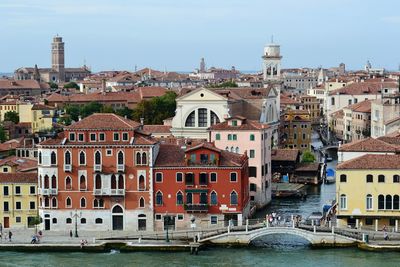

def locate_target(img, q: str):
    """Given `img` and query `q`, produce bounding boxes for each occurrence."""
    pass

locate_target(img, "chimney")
[78,116,82,121]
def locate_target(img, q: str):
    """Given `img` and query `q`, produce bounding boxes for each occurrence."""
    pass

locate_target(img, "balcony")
[184,204,209,213]
[110,189,125,196]
[38,188,58,195]
[64,164,72,172]
[94,164,102,172]
[117,164,125,172]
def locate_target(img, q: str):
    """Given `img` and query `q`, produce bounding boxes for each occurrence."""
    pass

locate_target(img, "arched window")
[138,175,145,191]
[394,195,400,210]
[366,174,373,183]
[230,191,238,205]
[186,192,193,204]
[156,191,163,205]
[95,151,101,165]
[210,110,220,126]
[51,175,57,189]
[65,176,72,190]
[51,151,57,165]
[250,134,255,141]
[117,151,124,165]
[95,218,103,224]
[394,175,400,183]
[230,146,234,152]
[185,111,195,127]
[52,218,57,224]
[235,147,239,153]
[44,196,49,208]
[111,174,116,189]
[378,175,385,183]
[340,174,347,183]
[80,197,86,208]
[81,218,86,224]
[66,218,72,224]
[94,199,98,208]
[112,205,123,213]
[228,134,232,141]
[64,151,71,165]
[386,195,392,210]
[210,191,217,205]
[366,194,373,210]
[176,191,183,205]
[44,175,49,189]
[340,194,347,210]
[378,195,385,210]
[80,175,86,190]
[79,151,86,165]
[38,152,42,164]
[66,197,71,208]
[118,174,124,189]
[141,152,147,165]
[95,174,101,189]
[139,197,145,208]
[51,197,57,208]
[225,146,229,151]
[99,199,104,208]
[136,152,142,165]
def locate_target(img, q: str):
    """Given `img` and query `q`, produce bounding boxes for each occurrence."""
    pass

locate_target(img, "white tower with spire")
[262,37,282,81]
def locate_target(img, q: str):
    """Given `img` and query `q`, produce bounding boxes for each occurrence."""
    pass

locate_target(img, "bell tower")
[262,39,282,81]
[52,35,65,82]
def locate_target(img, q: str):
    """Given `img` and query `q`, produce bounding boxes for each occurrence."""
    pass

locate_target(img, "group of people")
[0,223,12,242]
[265,212,284,226]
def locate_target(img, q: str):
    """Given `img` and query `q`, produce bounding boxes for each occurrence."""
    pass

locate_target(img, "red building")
[153,142,250,230]
[38,113,158,232]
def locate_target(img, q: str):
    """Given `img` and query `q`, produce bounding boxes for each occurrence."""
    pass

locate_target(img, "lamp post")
[70,209,82,238]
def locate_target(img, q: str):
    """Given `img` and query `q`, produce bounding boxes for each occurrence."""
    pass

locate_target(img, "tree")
[301,150,316,163]
[63,82,79,90]
[4,111,19,124]
[64,104,80,122]
[0,126,7,142]
[80,102,103,118]
[115,107,134,119]
[207,81,238,88]
[100,105,114,113]
[132,91,177,124]
[28,215,42,234]
[58,116,72,126]
[48,82,58,89]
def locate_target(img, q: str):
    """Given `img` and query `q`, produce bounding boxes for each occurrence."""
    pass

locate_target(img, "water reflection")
[251,234,310,248]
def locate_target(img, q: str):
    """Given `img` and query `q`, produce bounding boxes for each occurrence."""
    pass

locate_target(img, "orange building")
[37,113,158,231]
[153,143,250,230]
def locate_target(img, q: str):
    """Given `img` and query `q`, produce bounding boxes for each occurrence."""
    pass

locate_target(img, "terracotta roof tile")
[344,99,371,113]
[337,154,400,169]
[328,81,397,96]
[0,156,37,172]
[338,137,399,152]
[210,117,269,131]
[66,113,140,130]
[142,125,172,134]
[271,149,300,162]
[0,172,37,183]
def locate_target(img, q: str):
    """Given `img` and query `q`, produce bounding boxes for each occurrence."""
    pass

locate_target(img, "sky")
[1,0,400,73]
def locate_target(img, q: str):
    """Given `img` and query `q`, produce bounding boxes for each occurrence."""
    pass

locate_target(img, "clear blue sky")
[1,0,400,72]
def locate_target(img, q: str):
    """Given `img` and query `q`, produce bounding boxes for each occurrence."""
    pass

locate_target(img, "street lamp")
[70,209,82,238]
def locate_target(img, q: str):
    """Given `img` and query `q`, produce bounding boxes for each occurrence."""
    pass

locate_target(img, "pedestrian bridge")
[199,226,359,246]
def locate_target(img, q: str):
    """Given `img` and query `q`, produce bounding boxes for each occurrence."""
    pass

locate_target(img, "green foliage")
[4,111,19,124]
[115,107,134,119]
[301,150,316,163]
[0,126,7,142]
[58,116,72,126]
[63,82,79,89]
[207,81,238,88]
[48,82,58,89]
[132,91,177,124]
[29,215,42,226]
[64,104,80,122]
[100,105,114,113]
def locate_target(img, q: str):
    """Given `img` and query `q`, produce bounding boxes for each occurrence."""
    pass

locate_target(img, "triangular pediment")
[177,88,228,102]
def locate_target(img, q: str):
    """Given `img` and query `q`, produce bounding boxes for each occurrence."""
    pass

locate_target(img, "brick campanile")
[51,35,65,82]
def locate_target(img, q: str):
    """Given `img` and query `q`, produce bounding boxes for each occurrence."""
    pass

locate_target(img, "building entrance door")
[112,215,123,230]
[138,219,146,231]
[44,219,51,230]
[3,217,9,228]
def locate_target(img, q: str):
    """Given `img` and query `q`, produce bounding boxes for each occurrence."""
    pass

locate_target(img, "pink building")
[209,116,272,209]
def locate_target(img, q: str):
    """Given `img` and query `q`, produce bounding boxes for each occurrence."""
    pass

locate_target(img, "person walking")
[69,230,73,238]
[8,231,12,242]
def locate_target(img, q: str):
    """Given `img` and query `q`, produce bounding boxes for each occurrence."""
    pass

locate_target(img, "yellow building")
[0,101,18,121]
[0,173,38,229]
[336,154,400,231]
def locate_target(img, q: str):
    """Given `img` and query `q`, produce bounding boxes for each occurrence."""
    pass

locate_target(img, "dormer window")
[69,132,75,141]
[232,120,237,126]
